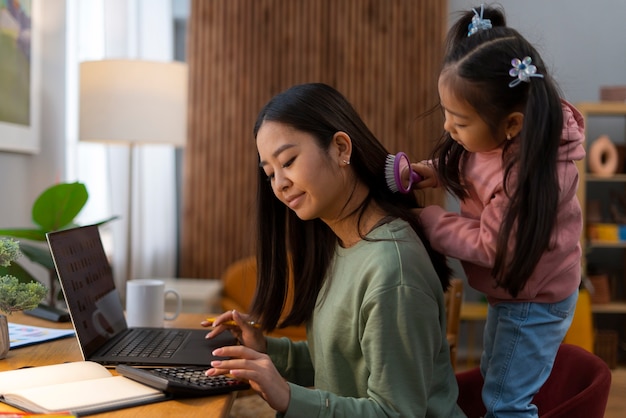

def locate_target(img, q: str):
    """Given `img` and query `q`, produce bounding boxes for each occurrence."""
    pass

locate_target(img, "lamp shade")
[79,59,188,146]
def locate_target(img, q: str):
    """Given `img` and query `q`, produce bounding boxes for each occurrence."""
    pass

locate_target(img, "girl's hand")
[412,162,439,189]
[202,310,267,353]
[208,345,291,413]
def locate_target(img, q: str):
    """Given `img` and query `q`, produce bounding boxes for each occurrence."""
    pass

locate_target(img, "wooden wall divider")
[181,0,446,279]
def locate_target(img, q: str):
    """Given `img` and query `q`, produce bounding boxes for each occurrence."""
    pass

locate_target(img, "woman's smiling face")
[256,121,347,222]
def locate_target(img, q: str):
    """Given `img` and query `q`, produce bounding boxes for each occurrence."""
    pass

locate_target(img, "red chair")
[455,343,612,418]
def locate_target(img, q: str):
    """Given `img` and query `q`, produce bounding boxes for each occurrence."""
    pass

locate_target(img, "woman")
[204,83,464,417]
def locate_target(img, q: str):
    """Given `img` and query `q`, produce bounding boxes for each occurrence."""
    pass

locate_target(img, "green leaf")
[0,261,39,284]
[0,182,117,302]
[32,182,89,231]
[0,228,48,241]
[19,242,56,270]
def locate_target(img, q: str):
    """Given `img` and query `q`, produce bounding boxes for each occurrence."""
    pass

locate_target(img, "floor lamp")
[79,59,188,283]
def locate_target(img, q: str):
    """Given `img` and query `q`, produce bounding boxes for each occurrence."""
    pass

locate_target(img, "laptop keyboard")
[109,329,187,358]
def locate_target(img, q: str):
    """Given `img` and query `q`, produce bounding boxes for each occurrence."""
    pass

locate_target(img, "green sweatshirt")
[268,218,465,417]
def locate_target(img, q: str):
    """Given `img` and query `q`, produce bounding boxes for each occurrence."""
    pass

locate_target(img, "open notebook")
[0,361,168,415]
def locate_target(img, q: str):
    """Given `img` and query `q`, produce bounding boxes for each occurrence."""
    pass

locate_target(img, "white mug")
[126,279,182,328]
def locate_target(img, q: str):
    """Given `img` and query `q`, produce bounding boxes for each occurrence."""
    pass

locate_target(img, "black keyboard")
[109,329,187,358]
[116,365,251,397]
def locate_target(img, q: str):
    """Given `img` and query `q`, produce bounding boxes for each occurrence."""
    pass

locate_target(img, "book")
[0,361,168,416]
[0,413,76,417]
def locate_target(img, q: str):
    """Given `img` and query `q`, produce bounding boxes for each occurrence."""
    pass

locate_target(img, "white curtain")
[65,0,179,293]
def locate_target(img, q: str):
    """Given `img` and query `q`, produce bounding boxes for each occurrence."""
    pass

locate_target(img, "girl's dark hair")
[433,6,563,297]
[251,82,451,331]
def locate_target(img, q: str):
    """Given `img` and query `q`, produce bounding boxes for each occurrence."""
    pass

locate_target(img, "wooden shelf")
[577,101,626,115]
[592,302,626,314]
[577,101,626,323]
[588,241,626,249]
[587,174,626,182]
[460,302,488,321]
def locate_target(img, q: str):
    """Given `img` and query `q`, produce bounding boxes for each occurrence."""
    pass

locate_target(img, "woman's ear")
[505,112,524,139]
[333,131,352,165]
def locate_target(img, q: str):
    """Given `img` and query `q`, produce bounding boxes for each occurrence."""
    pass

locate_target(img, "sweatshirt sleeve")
[267,336,315,387]
[420,191,507,268]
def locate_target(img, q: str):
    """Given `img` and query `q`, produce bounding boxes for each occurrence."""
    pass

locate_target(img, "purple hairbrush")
[385,152,422,193]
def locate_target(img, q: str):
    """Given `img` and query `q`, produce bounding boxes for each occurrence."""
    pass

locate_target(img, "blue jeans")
[480,290,578,418]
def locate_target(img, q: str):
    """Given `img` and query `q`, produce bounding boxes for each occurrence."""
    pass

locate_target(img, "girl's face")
[256,121,348,222]
[438,75,507,153]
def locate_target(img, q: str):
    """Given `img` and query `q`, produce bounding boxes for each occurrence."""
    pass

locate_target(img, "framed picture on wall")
[0,0,40,154]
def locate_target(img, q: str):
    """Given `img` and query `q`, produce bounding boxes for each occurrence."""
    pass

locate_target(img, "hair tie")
[509,56,544,88]
[467,4,492,36]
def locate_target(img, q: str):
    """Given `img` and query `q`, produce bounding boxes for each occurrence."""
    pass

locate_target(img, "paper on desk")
[8,323,75,349]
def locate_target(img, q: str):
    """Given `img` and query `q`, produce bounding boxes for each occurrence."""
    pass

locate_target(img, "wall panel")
[182,0,446,278]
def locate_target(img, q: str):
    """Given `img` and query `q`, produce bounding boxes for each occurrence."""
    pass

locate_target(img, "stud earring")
[343,159,350,165]
[506,133,512,140]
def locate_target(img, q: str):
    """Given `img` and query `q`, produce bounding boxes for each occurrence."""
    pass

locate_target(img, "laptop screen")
[47,225,128,357]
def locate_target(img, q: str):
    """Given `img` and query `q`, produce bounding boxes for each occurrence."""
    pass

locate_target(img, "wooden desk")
[0,312,235,418]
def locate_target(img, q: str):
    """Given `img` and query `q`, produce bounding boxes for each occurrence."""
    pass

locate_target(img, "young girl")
[413,5,585,417]
[204,83,465,417]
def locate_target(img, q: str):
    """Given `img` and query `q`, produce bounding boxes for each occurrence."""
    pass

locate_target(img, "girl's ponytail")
[494,67,563,297]
[444,5,507,55]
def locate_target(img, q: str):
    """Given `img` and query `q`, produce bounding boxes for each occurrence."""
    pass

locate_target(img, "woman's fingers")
[212,344,256,358]
[203,310,254,340]
[209,345,269,379]
[208,346,290,412]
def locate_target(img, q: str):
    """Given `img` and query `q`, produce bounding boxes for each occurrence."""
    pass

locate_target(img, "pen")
[205,317,261,328]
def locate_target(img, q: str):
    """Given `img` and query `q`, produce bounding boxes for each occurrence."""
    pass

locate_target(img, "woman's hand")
[208,344,291,413]
[412,162,439,189]
[202,310,267,353]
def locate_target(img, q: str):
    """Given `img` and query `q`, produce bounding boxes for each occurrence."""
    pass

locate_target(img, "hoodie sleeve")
[559,100,586,162]
[419,181,505,268]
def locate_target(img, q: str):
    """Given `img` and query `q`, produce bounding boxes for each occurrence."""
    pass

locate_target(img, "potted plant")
[0,237,48,359]
[0,182,117,306]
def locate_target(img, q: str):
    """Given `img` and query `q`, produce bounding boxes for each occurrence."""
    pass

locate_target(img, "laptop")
[46,224,236,367]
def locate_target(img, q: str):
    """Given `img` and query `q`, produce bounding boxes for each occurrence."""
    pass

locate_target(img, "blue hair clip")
[508,56,544,88]
[467,4,492,36]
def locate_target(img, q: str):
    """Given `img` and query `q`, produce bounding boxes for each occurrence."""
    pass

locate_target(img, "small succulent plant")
[0,238,47,315]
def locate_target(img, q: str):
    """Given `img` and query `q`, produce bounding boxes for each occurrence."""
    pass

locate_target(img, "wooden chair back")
[219,256,306,341]
[444,278,463,370]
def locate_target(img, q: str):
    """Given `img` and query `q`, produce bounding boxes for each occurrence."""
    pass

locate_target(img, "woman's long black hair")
[433,6,563,297]
[251,83,451,331]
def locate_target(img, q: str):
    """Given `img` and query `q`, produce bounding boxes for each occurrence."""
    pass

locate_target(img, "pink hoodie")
[420,100,585,304]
